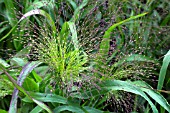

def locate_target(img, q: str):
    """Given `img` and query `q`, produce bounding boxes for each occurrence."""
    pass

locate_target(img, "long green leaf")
[53,105,84,113]
[67,21,79,49]
[30,106,43,113]
[0,58,10,68]
[26,1,53,12]
[0,9,56,42]
[66,0,89,49]
[22,77,39,91]
[67,0,77,10]
[9,61,42,113]
[19,9,56,32]
[17,61,42,85]
[102,80,158,113]
[22,92,67,104]
[72,80,158,113]
[0,25,10,34]
[83,106,104,113]
[161,13,170,26]
[157,50,170,90]
[0,65,52,113]
[99,12,148,59]
[134,81,170,112]
[10,58,27,67]
[0,62,52,113]
[59,22,69,42]
[70,0,89,22]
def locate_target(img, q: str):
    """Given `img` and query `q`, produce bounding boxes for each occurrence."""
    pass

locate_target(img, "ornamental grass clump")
[0,0,170,113]
[31,25,88,85]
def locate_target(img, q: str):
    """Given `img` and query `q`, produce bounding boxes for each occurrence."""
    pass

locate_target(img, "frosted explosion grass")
[0,0,170,113]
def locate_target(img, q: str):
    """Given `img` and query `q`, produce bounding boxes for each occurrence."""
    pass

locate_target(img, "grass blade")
[70,0,89,22]
[22,92,67,104]
[68,21,79,49]
[67,0,77,10]
[0,64,52,113]
[0,9,56,42]
[53,105,84,113]
[83,106,104,113]
[19,9,56,32]
[26,1,53,12]
[59,22,69,41]
[99,12,148,59]
[134,81,170,112]
[0,25,10,34]
[30,106,43,113]
[157,50,170,90]
[72,80,158,113]
[0,58,10,68]
[9,61,42,113]
[161,13,170,26]
[102,80,158,113]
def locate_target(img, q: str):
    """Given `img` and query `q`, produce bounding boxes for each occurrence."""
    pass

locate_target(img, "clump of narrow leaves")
[32,27,88,84]
[0,0,170,113]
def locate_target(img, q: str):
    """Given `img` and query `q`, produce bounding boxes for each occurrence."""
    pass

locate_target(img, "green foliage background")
[0,0,170,113]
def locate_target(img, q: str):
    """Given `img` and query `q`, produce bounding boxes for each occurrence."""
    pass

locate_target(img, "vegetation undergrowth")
[0,0,170,113]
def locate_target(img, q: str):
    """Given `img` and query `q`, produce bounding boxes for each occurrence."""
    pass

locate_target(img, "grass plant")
[0,0,170,113]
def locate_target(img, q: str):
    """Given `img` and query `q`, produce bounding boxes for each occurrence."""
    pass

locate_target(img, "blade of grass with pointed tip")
[0,9,56,42]
[67,0,77,10]
[104,80,159,113]
[133,81,170,112]
[0,25,10,34]
[0,64,52,113]
[10,58,27,67]
[70,0,88,22]
[22,92,67,104]
[22,77,39,91]
[9,61,42,113]
[19,9,56,33]
[0,58,10,68]
[72,80,158,113]
[157,50,170,90]
[99,12,148,60]
[17,61,42,85]
[0,23,17,42]
[30,106,43,113]
[26,1,53,12]
[0,21,8,27]
[161,13,170,26]
[67,21,79,49]
[59,22,69,42]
